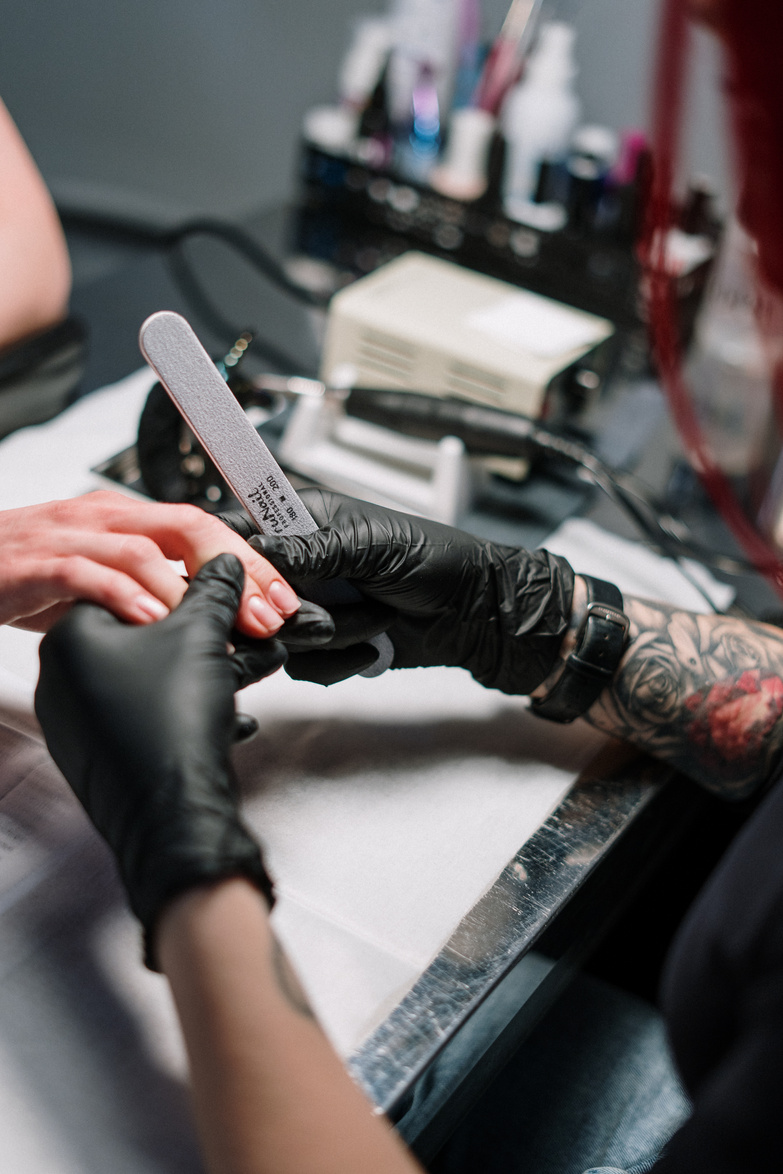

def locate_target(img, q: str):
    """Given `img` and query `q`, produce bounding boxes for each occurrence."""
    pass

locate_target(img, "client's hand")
[35,554,282,966]
[0,490,303,637]
[222,489,575,693]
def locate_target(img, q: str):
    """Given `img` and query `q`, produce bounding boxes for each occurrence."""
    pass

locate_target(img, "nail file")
[139,310,393,676]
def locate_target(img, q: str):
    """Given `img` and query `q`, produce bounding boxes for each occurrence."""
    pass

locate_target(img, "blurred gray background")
[0,0,729,226]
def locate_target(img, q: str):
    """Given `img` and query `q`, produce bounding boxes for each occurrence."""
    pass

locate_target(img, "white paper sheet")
[235,667,606,1052]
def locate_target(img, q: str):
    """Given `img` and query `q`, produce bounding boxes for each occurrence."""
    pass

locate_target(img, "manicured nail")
[248,595,283,633]
[135,596,170,622]
[267,580,301,617]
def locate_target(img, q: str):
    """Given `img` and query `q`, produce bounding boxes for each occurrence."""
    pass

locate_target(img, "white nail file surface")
[139,310,318,538]
[138,310,393,676]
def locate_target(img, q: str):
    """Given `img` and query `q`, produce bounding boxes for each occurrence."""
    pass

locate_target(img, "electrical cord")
[58,207,329,307]
[165,243,314,376]
[340,385,757,613]
[57,206,329,373]
[517,422,727,613]
[527,424,783,616]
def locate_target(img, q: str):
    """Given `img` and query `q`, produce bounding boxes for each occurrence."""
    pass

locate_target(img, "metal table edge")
[347,747,671,1112]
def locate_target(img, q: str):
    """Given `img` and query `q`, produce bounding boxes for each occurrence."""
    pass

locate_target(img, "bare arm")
[535,578,783,798]
[0,97,71,347]
[158,878,423,1174]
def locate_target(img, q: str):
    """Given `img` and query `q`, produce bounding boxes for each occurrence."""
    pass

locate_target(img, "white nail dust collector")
[280,252,614,522]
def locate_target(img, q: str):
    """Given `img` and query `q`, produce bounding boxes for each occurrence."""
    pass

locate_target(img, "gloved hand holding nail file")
[138,311,394,676]
[221,488,575,692]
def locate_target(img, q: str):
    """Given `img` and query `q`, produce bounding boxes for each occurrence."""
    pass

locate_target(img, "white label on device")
[467,292,612,360]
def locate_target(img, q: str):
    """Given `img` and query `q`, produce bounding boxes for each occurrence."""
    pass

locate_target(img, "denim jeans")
[430,973,690,1174]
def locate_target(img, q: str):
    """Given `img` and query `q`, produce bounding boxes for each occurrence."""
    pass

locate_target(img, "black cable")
[528,425,777,614]
[166,218,329,308]
[590,463,769,578]
[166,242,315,375]
[514,423,725,612]
[58,206,329,369]
[346,386,761,596]
[58,206,329,308]
[57,206,171,246]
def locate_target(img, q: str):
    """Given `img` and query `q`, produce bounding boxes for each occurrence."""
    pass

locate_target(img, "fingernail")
[248,595,283,633]
[135,596,170,622]
[267,580,300,617]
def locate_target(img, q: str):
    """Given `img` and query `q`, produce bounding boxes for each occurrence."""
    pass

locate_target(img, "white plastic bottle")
[687,217,773,477]
[502,22,580,225]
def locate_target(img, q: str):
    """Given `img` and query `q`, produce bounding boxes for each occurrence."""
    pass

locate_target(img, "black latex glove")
[222,491,574,693]
[216,510,339,656]
[34,554,285,969]
[218,509,392,683]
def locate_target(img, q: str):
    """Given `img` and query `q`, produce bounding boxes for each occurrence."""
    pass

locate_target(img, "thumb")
[249,530,349,584]
[249,487,371,582]
[250,489,405,584]
[216,510,258,542]
[176,553,245,633]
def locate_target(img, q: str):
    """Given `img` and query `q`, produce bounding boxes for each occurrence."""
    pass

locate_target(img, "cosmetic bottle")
[686,218,772,477]
[566,124,618,234]
[338,17,394,113]
[387,0,459,129]
[357,62,393,169]
[302,16,393,159]
[429,107,495,200]
[395,61,442,183]
[452,0,483,110]
[502,22,580,225]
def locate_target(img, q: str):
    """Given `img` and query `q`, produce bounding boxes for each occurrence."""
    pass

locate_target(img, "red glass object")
[644,0,783,593]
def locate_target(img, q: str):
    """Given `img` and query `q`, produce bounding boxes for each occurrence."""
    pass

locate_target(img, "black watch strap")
[530,576,629,723]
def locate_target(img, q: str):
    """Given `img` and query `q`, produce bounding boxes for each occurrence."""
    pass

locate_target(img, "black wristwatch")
[530,575,629,723]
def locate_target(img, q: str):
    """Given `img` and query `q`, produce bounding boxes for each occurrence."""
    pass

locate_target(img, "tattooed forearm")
[584,598,783,798]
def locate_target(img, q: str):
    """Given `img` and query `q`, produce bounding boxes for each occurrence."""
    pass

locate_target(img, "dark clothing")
[430,973,688,1174]
[657,759,783,1172]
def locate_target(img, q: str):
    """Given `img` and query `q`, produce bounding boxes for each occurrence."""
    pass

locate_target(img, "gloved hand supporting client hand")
[35,554,287,968]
